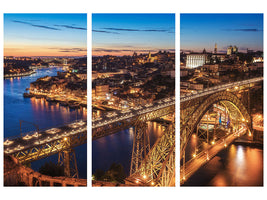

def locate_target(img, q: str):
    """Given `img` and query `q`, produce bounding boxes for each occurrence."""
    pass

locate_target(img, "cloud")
[12,20,60,30]
[103,28,140,32]
[92,29,119,34]
[103,27,169,32]
[12,20,87,31]
[48,47,87,53]
[55,25,87,30]
[93,48,174,53]
[93,48,123,53]
[222,28,262,32]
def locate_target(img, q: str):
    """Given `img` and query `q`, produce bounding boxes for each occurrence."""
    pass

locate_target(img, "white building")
[186,54,207,69]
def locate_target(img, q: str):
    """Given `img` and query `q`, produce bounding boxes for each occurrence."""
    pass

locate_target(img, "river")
[182,143,263,186]
[4,67,87,178]
[92,121,165,176]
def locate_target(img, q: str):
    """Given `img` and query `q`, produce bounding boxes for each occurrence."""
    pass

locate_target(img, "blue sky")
[181,14,263,53]
[4,13,87,56]
[92,13,175,56]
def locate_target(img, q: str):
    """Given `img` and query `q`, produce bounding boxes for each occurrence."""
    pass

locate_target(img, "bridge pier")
[130,121,150,175]
[58,149,79,178]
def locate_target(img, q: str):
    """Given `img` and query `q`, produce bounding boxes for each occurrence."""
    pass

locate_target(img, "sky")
[4,13,87,57]
[92,14,175,56]
[180,14,263,53]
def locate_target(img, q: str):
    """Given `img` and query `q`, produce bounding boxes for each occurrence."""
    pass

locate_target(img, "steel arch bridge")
[180,77,263,183]
[180,90,251,157]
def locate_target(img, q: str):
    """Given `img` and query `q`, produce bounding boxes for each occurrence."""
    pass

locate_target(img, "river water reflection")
[183,144,263,186]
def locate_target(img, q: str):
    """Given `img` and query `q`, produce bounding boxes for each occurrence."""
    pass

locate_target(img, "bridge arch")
[180,91,251,156]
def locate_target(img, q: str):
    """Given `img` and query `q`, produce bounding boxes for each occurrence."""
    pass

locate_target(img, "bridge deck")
[92,96,175,129]
[181,77,263,102]
[181,127,247,184]
[4,120,87,155]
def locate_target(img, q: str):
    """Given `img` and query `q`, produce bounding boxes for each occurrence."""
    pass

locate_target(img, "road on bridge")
[181,127,247,184]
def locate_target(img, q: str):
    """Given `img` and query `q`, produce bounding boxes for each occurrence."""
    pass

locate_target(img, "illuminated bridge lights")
[33,132,41,138]
[206,154,210,161]
[46,136,52,142]
[23,134,33,140]
[15,145,24,151]
[106,112,117,118]
[4,140,14,146]
[4,148,14,154]
[46,128,60,134]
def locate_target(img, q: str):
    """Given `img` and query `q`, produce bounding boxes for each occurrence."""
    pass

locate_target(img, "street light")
[20,120,40,144]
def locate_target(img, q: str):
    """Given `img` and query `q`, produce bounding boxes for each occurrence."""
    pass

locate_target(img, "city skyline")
[4,13,87,57]
[92,14,175,56]
[181,14,263,53]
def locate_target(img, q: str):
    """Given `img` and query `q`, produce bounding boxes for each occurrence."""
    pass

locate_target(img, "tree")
[93,163,127,183]
[39,161,64,177]
[93,169,105,180]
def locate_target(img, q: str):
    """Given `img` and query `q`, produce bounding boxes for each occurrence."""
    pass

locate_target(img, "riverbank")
[233,139,263,148]
[4,70,36,78]
[23,93,87,109]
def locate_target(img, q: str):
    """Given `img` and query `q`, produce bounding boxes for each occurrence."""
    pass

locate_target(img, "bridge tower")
[58,137,79,178]
[58,149,79,178]
[130,121,150,175]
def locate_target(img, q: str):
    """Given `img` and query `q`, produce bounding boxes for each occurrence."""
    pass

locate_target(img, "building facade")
[186,54,207,68]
